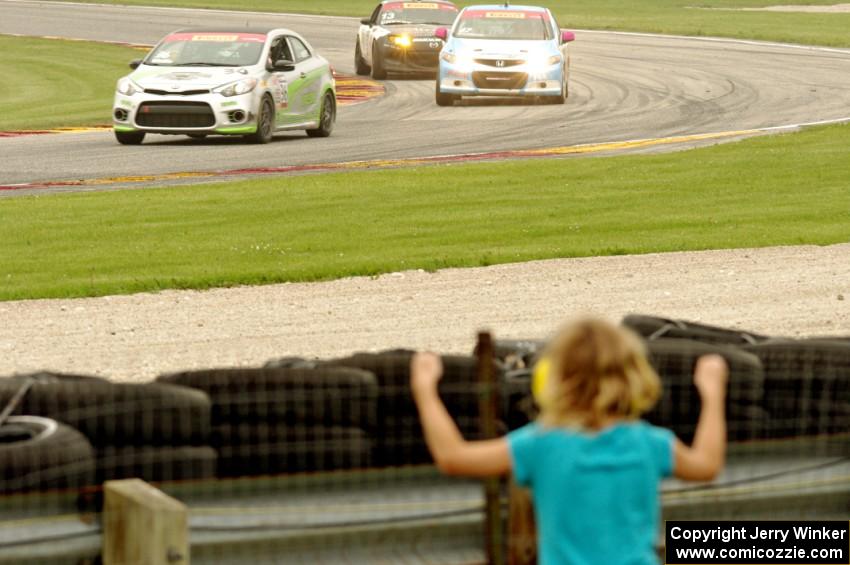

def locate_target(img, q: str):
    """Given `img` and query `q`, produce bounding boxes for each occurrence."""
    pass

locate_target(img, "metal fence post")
[477,331,505,565]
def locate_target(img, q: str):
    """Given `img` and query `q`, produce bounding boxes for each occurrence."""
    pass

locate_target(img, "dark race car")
[355,0,459,79]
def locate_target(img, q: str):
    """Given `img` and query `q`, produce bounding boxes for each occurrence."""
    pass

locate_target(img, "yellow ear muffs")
[532,357,551,407]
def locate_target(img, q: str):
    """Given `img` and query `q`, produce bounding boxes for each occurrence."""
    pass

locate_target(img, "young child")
[411,318,728,564]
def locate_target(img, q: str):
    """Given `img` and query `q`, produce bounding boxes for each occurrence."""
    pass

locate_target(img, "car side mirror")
[360,18,372,26]
[272,59,296,71]
[129,59,142,69]
[560,30,575,44]
[434,27,448,41]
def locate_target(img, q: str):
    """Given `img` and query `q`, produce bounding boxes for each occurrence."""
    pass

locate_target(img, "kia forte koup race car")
[355,0,459,79]
[434,4,575,105]
[112,28,336,145]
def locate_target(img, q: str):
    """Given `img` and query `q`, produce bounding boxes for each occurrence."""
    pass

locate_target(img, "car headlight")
[390,34,412,48]
[116,77,141,96]
[213,78,258,97]
[527,54,563,74]
[441,51,457,64]
[441,51,474,70]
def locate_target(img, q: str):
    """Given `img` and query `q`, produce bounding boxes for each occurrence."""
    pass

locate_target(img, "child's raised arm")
[674,354,729,481]
[411,352,512,477]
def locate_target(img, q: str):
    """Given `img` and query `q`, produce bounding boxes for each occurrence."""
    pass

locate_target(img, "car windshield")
[379,2,458,25]
[145,32,266,67]
[453,10,552,40]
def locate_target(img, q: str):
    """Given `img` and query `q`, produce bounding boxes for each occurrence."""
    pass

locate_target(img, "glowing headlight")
[116,77,141,96]
[527,54,563,74]
[213,78,258,97]
[390,34,412,48]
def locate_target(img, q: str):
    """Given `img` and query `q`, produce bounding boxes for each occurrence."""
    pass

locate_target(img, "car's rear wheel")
[115,130,145,145]
[245,96,274,144]
[371,43,387,80]
[355,41,370,76]
[435,78,457,107]
[307,92,336,138]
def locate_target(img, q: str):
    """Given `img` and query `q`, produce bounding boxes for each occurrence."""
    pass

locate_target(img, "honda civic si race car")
[112,27,336,145]
[434,5,575,105]
[355,0,459,79]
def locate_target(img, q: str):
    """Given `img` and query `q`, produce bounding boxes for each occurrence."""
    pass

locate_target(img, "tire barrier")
[324,351,481,466]
[0,375,211,447]
[94,445,217,483]
[743,339,850,438]
[159,367,378,477]
[644,339,767,443]
[213,425,372,477]
[622,314,768,346]
[0,416,95,493]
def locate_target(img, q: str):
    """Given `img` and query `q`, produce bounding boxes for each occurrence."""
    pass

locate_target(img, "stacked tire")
[324,351,482,467]
[0,373,216,487]
[158,367,377,477]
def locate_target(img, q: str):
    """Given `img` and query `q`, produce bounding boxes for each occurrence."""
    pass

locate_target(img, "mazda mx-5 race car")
[434,5,575,105]
[355,0,459,79]
[112,28,336,145]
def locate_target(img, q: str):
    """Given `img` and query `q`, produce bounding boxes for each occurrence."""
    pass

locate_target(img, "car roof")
[462,4,547,12]
[171,27,290,35]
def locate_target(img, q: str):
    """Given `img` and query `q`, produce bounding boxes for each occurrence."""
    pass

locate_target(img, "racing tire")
[306,92,336,138]
[0,380,212,447]
[435,80,457,107]
[95,445,217,483]
[354,41,371,76]
[246,96,275,144]
[371,43,387,80]
[115,130,145,145]
[0,416,96,493]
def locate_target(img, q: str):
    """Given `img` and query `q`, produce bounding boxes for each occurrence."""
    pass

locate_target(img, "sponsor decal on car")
[464,10,549,20]
[164,33,267,43]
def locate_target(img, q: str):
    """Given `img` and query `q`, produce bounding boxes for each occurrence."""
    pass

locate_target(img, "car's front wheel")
[435,78,457,107]
[371,43,387,80]
[355,41,370,76]
[307,92,336,138]
[245,96,275,144]
[115,130,145,145]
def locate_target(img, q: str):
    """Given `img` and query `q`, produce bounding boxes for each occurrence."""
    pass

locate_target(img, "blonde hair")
[539,318,661,429]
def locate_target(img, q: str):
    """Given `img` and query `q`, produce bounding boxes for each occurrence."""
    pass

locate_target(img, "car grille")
[472,71,528,90]
[474,59,524,68]
[135,101,215,128]
[144,88,210,96]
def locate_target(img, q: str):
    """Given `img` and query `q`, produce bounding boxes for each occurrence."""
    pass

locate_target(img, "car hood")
[381,24,446,38]
[129,66,254,90]
[446,37,556,59]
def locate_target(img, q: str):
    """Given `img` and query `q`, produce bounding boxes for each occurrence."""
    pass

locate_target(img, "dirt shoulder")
[1,243,847,382]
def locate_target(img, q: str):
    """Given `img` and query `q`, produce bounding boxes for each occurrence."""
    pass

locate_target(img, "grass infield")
[42,0,850,47]
[1,123,849,301]
[0,36,141,131]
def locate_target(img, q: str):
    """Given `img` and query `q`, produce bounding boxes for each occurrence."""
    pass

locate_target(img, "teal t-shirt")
[507,421,675,565]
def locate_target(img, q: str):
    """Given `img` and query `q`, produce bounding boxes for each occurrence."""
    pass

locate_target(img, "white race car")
[112,27,336,145]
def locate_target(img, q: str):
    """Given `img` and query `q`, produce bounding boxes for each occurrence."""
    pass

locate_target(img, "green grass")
[46,0,850,47]
[0,36,141,130]
[2,123,849,301]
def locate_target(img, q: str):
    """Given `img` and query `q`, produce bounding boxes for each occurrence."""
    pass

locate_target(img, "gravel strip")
[1,244,848,382]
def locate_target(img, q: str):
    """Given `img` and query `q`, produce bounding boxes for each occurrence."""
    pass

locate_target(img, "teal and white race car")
[112,27,336,145]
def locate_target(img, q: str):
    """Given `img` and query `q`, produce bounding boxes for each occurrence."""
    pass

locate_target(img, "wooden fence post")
[477,331,505,565]
[102,478,189,565]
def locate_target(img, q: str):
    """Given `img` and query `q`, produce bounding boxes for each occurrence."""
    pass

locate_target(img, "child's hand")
[411,352,444,395]
[694,354,728,403]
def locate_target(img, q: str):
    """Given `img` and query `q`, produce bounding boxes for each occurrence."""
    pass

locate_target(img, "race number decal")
[485,11,526,18]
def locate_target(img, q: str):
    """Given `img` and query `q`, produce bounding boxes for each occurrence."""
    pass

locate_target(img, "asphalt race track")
[2,0,850,192]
